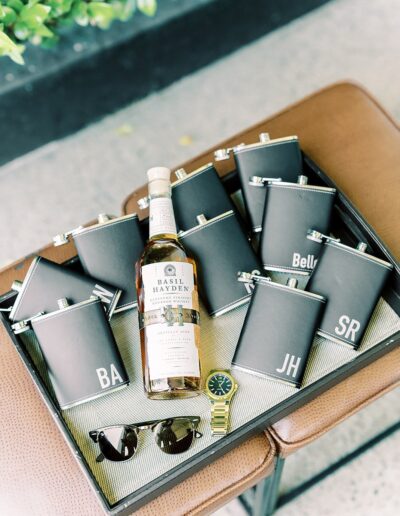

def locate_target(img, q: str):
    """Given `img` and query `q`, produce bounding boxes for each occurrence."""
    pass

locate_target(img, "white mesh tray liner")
[21,293,400,505]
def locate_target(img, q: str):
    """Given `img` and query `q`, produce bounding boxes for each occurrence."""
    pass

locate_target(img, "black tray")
[1,154,399,514]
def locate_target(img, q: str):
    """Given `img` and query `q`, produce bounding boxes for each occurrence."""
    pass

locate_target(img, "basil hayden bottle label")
[142,261,200,381]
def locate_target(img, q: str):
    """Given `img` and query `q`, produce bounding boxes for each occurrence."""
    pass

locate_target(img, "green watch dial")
[207,374,233,396]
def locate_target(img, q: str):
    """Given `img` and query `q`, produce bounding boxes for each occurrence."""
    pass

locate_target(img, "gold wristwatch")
[205,370,238,436]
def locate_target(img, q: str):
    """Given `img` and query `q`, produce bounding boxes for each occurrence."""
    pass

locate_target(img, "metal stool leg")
[253,457,285,516]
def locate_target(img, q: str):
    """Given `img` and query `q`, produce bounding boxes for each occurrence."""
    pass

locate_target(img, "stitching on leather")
[317,329,357,348]
[231,363,300,388]
[73,214,138,237]
[268,184,335,195]
[171,165,212,187]
[188,431,275,515]
[233,138,297,156]
[114,300,137,310]
[12,257,41,319]
[325,242,392,269]
[179,211,235,238]
[257,281,325,303]
[263,263,312,273]
[209,294,251,317]
[32,298,111,326]
[270,379,400,455]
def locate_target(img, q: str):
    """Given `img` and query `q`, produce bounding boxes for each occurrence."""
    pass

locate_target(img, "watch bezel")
[205,370,237,400]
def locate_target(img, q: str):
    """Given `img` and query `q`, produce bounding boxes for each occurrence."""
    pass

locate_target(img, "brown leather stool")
[1,83,398,515]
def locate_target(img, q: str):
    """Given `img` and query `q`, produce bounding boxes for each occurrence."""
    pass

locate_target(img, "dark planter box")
[1,154,399,514]
[0,0,331,166]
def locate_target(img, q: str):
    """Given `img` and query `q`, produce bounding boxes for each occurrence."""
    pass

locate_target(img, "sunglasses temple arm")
[96,452,105,463]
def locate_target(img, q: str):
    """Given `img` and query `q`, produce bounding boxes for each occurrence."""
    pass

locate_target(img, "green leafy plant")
[0,0,157,64]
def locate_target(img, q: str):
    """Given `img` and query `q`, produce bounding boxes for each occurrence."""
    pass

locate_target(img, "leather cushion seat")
[269,348,400,457]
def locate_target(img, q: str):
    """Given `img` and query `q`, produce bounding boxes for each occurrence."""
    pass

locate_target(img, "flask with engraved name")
[136,167,201,399]
[30,296,129,410]
[305,235,393,349]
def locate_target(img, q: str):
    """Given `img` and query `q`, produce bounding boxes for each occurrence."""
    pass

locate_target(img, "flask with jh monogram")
[136,167,202,399]
[232,274,326,388]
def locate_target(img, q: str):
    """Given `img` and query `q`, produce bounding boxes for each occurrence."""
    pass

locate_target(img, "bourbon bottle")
[136,167,201,399]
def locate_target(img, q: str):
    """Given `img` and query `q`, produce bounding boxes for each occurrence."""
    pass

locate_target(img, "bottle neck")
[148,192,177,240]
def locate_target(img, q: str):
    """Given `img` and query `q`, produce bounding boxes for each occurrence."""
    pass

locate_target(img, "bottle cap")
[147,167,172,196]
[147,167,171,182]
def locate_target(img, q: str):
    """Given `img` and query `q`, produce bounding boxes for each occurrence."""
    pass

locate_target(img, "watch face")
[207,373,233,397]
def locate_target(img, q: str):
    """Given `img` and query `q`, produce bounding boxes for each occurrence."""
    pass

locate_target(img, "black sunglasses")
[89,416,202,462]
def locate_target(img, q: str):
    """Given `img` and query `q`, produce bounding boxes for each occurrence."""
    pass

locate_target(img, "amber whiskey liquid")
[136,167,201,399]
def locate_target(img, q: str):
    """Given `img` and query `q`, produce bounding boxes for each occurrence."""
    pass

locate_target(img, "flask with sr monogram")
[306,235,393,349]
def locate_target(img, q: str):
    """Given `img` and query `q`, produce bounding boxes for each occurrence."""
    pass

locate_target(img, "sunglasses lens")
[98,426,138,462]
[155,419,195,455]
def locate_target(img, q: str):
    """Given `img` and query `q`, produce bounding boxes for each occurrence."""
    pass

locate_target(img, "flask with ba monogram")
[31,297,129,409]
[232,274,326,387]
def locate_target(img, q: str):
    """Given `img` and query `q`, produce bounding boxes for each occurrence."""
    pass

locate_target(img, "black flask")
[305,235,393,349]
[53,213,144,312]
[215,133,302,232]
[31,297,129,409]
[9,256,121,324]
[179,211,262,316]
[232,274,326,387]
[137,164,235,232]
[260,176,336,274]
